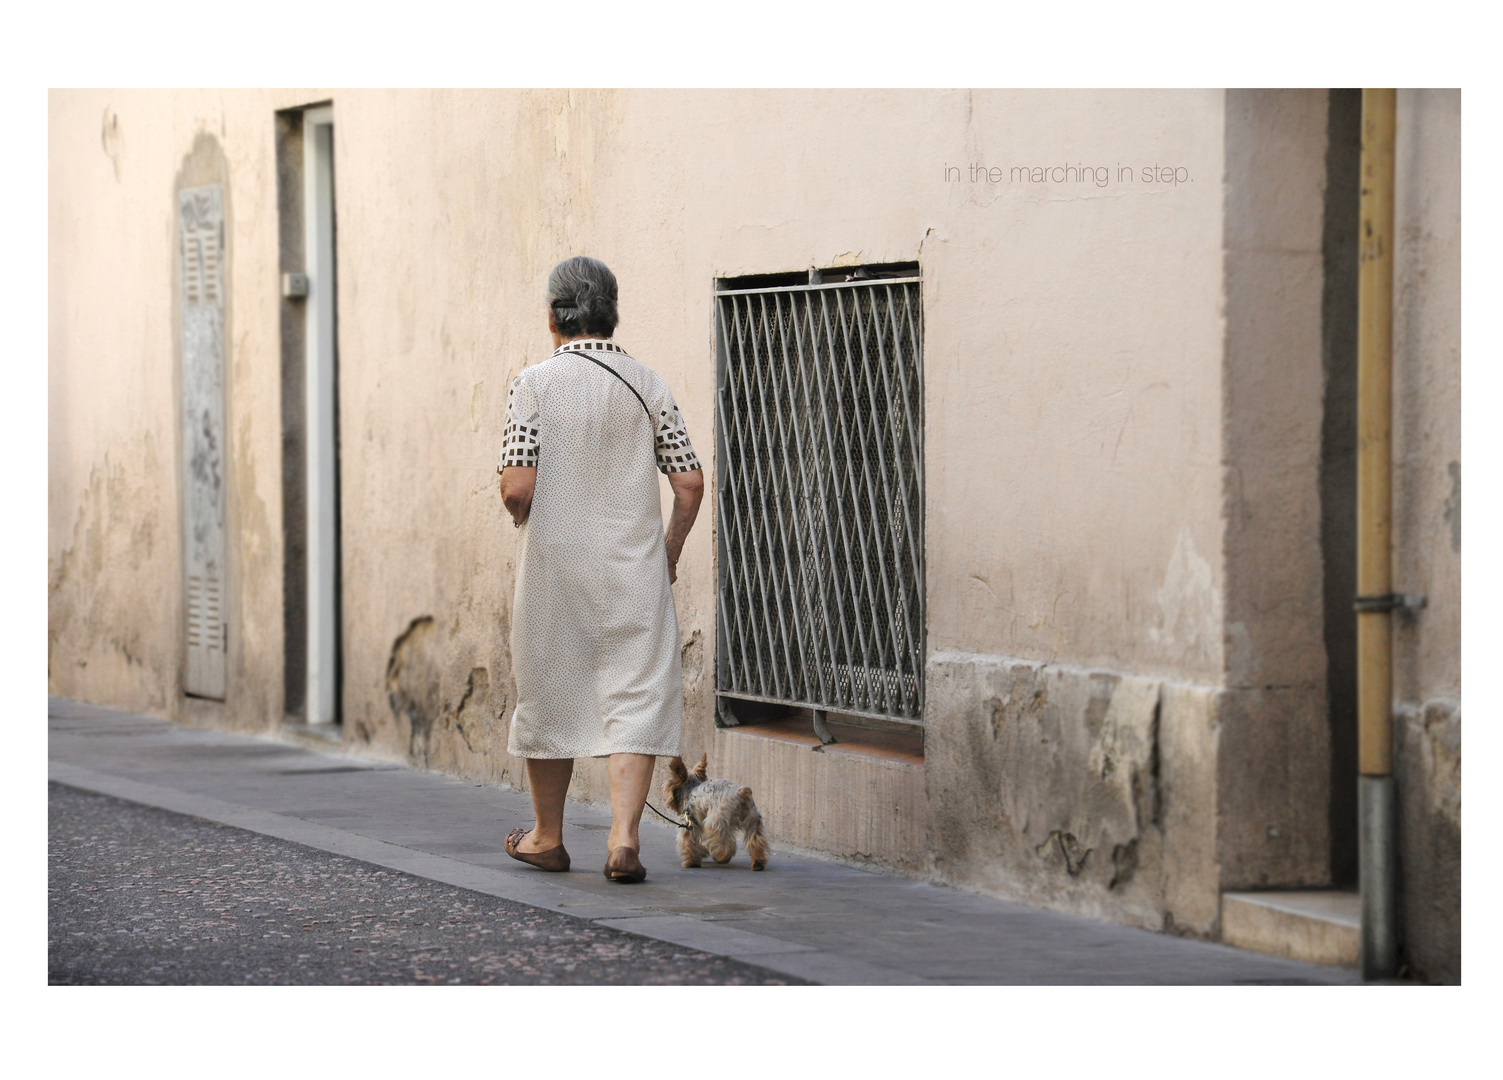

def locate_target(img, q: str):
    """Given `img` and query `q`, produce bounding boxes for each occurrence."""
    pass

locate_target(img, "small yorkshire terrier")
[664,754,770,871]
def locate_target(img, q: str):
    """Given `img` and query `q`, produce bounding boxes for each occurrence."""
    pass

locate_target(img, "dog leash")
[644,801,690,830]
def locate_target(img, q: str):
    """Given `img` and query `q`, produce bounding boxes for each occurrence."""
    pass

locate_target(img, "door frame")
[302,105,341,727]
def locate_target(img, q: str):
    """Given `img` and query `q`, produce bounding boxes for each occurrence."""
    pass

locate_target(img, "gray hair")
[546,256,619,338]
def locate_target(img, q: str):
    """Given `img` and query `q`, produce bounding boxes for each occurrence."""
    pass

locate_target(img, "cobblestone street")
[49,783,801,985]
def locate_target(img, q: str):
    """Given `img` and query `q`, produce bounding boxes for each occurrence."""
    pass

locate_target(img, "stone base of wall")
[67,636,1458,971]
[711,721,927,874]
[1395,696,1461,984]
[701,654,1225,939]
[924,651,1222,937]
[1213,684,1332,890]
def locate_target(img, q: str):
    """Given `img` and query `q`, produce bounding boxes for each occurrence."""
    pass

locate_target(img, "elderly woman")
[497,256,704,883]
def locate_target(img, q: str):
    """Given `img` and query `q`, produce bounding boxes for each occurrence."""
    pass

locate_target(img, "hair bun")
[546,257,620,338]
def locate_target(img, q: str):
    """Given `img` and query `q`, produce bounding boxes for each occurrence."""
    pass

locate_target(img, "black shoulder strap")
[568,349,655,429]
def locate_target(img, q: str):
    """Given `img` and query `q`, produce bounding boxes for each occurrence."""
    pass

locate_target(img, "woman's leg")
[517,757,574,852]
[606,752,655,853]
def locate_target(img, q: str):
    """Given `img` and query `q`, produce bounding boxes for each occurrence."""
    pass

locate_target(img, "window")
[715,264,925,725]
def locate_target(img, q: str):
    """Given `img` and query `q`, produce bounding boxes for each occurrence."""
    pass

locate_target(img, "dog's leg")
[703,801,738,864]
[680,827,708,869]
[741,790,770,871]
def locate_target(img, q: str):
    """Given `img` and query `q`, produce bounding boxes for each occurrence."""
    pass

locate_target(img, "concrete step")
[1221,890,1360,968]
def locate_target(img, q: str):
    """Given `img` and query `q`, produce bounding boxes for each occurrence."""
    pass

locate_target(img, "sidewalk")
[48,697,1360,985]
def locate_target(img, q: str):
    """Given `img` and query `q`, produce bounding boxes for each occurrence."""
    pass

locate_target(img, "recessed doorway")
[277,103,343,729]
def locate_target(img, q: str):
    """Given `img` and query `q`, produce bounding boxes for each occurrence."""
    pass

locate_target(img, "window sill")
[720,715,923,765]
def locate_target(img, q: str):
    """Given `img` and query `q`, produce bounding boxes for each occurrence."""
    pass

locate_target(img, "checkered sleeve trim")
[498,375,540,471]
[655,402,701,475]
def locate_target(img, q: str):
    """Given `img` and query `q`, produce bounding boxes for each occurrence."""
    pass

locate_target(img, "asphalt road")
[48,783,805,985]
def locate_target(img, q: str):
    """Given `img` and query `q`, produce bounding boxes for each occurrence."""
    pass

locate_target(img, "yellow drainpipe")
[1356,87,1398,980]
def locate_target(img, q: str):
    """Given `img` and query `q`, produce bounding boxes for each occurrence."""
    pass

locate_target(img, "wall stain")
[1109,839,1139,890]
[1443,461,1460,553]
[1135,689,1163,832]
[101,107,124,180]
[449,667,489,755]
[1086,672,1120,778]
[386,616,440,764]
[1035,830,1092,876]
[680,627,702,666]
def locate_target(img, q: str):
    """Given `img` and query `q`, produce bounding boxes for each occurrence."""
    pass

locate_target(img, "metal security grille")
[715,274,924,724]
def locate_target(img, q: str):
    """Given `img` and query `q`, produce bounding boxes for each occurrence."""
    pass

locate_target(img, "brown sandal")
[505,827,571,872]
[604,846,647,883]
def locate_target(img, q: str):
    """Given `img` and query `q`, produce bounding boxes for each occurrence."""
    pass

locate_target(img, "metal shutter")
[180,184,227,699]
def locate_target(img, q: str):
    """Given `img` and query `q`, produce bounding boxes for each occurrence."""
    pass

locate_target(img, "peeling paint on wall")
[1396,697,1460,983]
[1443,461,1460,554]
[925,651,1211,934]
[100,107,124,181]
[386,616,440,763]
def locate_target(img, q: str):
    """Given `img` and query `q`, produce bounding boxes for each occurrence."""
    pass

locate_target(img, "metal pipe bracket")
[1353,592,1427,613]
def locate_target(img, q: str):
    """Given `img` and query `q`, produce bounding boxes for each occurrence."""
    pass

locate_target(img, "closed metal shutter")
[180,184,227,699]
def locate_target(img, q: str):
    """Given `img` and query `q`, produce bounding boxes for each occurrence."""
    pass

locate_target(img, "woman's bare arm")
[500,466,537,526]
[664,468,704,584]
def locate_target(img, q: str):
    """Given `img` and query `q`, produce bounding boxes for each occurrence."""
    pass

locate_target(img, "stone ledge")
[722,714,924,765]
[1220,890,1359,968]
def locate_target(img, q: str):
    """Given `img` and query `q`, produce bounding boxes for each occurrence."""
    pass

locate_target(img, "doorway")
[277,104,342,728]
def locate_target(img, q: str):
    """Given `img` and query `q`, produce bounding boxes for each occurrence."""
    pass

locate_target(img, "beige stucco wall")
[1391,88,1461,984]
[924,91,1333,934]
[1217,90,1332,890]
[50,90,297,734]
[916,91,1228,682]
[49,87,1229,771]
[1393,89,1461,706]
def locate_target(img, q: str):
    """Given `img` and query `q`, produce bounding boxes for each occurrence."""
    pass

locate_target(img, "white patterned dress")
[499,339,701,759]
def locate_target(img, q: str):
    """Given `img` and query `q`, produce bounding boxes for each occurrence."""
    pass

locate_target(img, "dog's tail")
[740,787,770,871]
